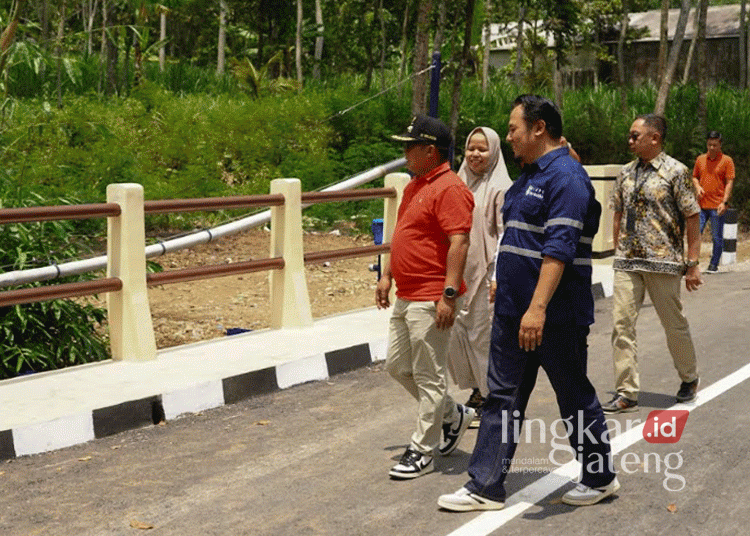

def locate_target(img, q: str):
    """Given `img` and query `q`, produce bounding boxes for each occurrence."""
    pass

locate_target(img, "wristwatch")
[443,286,458,300]
[685,260,699,269]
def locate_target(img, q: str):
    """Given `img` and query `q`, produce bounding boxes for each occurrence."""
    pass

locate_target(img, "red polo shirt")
[693,152,735,209]
[390,162,474,301]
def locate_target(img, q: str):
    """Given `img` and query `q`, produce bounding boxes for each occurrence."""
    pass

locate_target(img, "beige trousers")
[386,298,459,455]
[611,270,699,400]
[447,281,491,397]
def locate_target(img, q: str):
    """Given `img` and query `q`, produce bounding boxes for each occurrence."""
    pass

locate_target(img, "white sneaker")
[438,487,505,512]
[438,404,476,455]
[561,477,620,506]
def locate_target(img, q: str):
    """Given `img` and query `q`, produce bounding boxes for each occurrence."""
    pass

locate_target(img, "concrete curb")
[0,266,613,460]
[0,339,387,460]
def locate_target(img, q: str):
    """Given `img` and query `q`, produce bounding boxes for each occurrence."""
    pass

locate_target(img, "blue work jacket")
[494,147,601,326]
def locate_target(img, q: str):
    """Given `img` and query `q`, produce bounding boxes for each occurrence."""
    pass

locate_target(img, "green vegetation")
[0,190,109,379]
[1,70,750,378]
[2,74,750,226]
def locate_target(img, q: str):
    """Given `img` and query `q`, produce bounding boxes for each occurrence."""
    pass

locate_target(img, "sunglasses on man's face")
[628,132,641,142]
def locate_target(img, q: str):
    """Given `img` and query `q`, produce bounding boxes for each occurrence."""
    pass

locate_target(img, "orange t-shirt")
[390,162,474,301]
[692,152,735,209]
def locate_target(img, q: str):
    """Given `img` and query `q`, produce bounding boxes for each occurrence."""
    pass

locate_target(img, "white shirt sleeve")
[491,233,502,282]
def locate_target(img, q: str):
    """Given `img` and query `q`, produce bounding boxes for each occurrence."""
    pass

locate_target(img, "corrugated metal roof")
[489,4,742,50]
[629,4,740,42]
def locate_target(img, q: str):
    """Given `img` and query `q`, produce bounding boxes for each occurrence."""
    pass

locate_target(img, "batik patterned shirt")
[610,152,700,275]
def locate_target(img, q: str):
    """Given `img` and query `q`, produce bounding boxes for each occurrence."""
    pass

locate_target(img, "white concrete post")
[106,184,157,361]
[383,173,410,301]
[269,179,313,329]
[585,164,621,261]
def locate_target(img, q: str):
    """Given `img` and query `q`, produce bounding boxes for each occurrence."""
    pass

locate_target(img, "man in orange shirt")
[692,131,735,273]
[376,114,475,480]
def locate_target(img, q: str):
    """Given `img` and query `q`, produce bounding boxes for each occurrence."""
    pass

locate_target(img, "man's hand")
[694,184,705,199]
[435,296,456,330]
[685,266,703,292]
[375,275,392,309]
[489,281,497,304]
[519,305,545,351]
[718,201,728,216]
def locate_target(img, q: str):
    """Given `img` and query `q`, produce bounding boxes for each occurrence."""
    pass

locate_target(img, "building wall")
[606,38,740,87]
[490,37,743,89]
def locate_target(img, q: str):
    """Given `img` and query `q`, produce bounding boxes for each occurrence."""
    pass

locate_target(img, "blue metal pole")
[428,52,441,118]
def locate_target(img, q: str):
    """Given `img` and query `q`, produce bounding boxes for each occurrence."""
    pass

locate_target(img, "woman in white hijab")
[448,126,512,425]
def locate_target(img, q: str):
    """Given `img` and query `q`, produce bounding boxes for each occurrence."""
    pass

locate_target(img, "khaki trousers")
[386,298,459,455]
[611,270,699,400]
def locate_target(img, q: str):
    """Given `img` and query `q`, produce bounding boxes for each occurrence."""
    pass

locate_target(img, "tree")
[82,0,99,56]
[657,0,668,86]
[55,0,66,108]
[548,0,579,109]
[312,0,323,80]
[653,0,690,116]
[216,0,228,74]
[0,0,24,80]
[295,0,302,85]
[158,3,167,72]
[449,0,475,138]
[617,0,629,112]
[411,0,433,115]
[696,0,708,134]
[682,1,698,85]
[481,0,490,94]
[740,0,746,88]
[514,3,525,85]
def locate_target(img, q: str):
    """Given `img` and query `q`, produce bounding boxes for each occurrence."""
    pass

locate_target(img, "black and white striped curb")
[0,339,387,460]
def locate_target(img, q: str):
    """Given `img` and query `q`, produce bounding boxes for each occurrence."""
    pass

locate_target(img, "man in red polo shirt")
[376,114,475,479]
[692,131,735,273]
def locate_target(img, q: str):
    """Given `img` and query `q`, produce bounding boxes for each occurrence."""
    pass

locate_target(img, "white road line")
[445,362,750,536]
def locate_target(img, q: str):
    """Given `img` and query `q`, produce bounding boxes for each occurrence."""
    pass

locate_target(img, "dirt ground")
[145,227,750,349]
[147,228,381,348]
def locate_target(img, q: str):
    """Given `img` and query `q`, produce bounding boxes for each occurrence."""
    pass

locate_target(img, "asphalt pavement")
[1,262,748,536]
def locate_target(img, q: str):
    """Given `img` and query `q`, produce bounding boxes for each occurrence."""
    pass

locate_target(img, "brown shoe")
[465,389,484,428]
[602,394,638,414]
[676,378,699,402]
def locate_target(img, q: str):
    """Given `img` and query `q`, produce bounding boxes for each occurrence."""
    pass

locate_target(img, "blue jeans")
[464,316,615,501]
[699,209,725,269]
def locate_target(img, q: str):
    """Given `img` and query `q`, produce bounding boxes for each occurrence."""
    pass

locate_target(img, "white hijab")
[457,127,512,304]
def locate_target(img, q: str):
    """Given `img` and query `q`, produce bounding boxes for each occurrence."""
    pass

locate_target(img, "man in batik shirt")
[604,114,702,414]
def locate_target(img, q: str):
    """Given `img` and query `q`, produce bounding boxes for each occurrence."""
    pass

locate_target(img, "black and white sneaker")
[438,404,476,455]
[389,447,433,480]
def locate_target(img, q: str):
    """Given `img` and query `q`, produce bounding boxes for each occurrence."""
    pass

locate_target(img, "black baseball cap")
[391,114,452,149]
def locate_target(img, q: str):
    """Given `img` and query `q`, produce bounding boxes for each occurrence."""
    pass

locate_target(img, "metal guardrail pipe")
[147,257,285,286]
[144,194,285,214]
[0,278,123,307]
[0,203,121,224]
[301,188,396,205]
[0,157,406,289]
[304,243,391,264]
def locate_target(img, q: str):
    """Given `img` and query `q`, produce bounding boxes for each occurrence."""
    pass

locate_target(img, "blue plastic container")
[371,218,384,245]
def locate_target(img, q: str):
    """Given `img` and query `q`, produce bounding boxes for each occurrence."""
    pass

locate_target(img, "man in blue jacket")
[438,95,619,511]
